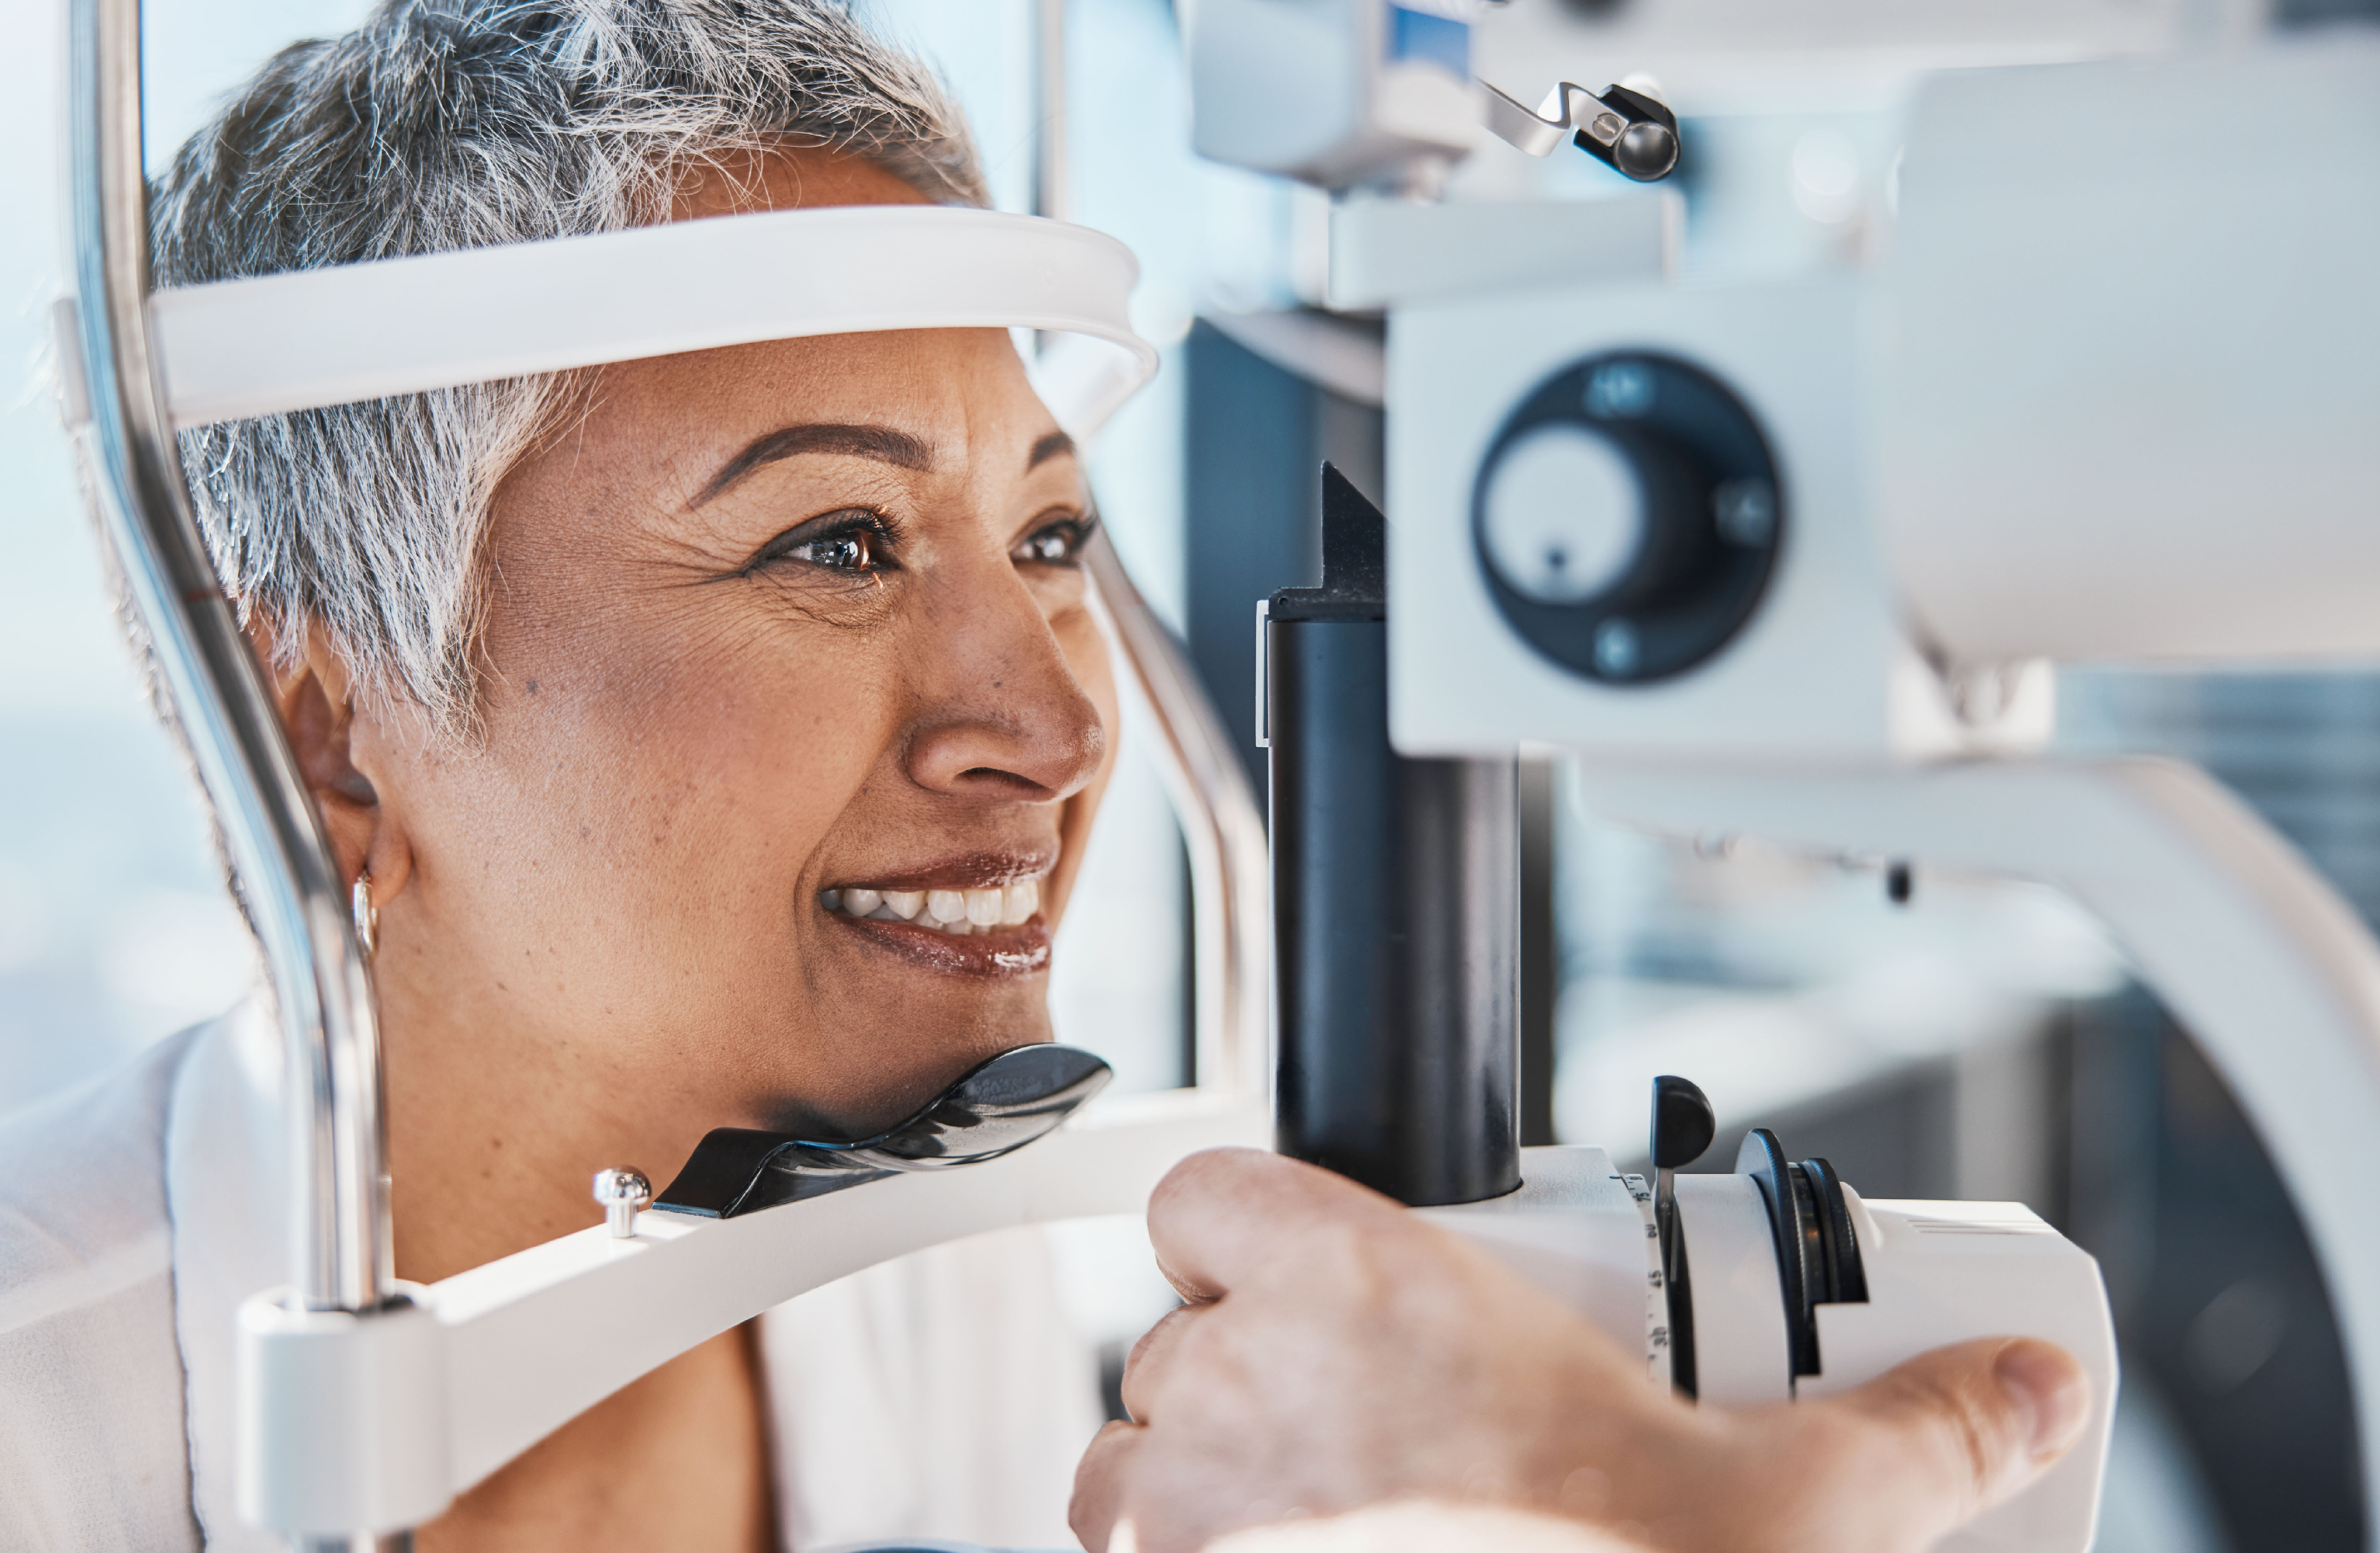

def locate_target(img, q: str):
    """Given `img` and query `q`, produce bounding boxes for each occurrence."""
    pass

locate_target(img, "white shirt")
[0,1004,1104,1551]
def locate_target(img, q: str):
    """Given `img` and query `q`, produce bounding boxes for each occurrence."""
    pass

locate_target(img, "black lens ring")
[1799,1155,1870,1305]
[1735,1128,1822,1378]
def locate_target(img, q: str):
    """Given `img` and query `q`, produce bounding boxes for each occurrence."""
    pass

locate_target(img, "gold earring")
[352,870,379,957]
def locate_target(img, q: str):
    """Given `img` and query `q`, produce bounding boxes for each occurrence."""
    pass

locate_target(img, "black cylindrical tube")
[1268,468,1520,1207]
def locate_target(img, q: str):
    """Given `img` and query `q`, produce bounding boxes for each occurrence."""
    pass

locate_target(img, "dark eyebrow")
[1027,431,1076,471]
[693,423,934,507]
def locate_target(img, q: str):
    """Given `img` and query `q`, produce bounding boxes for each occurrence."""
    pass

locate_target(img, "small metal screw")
[593,1168,652,1238]
[1585,361,1655,419]
[1593,617,1641,677]
[1713,478,1777,547]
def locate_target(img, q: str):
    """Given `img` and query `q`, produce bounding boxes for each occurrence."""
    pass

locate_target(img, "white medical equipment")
[1195,2,2380,1548]
[1262,465,2114,1551]
[1414,1119,2115,1550]
[1183,0,1679,190]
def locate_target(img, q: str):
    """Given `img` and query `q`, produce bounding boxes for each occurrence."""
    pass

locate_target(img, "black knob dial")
[1472,352,1783,685]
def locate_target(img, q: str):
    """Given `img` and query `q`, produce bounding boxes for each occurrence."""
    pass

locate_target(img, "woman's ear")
[253,620,411,900]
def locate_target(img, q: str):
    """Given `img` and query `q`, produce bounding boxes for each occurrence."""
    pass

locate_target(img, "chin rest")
[652,1044,1113,1219]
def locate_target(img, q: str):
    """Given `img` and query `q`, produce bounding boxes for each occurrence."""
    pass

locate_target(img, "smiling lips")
[816,855,1056,977]
[820,878,1041,937]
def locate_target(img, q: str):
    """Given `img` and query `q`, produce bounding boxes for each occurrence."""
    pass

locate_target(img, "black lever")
[1652,1074,1716,1203]
[1649,1075,1714,1396]
[653,1044,1112,1219]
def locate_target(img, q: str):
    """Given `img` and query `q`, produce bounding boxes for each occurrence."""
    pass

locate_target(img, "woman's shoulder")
[0,1026,199,1290]
[0,1026,207,1550]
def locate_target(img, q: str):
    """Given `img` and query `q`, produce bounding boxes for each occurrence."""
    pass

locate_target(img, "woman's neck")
[375,932,733,1283]
[418,1325,778,1553]
[373,945,779,1552]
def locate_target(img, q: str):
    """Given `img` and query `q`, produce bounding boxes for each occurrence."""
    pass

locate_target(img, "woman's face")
[354,174,1116,1148]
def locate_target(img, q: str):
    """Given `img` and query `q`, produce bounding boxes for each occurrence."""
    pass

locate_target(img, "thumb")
[1792,1338,2093,1547]
[1071,1418,1143,1552]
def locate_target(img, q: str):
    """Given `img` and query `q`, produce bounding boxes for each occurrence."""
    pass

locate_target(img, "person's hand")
[1072,1148,2093,1553]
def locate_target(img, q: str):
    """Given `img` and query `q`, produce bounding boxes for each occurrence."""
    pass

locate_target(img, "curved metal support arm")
[1483,81,1616,157]
[65,0,393,1318]
[1575,754,2380,1524]
[1481,78,1681,182]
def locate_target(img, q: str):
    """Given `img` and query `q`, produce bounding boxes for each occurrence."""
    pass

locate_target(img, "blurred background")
[4,0,2378,1548]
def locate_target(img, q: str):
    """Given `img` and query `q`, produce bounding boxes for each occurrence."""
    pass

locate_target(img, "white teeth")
[826,877,1047,936]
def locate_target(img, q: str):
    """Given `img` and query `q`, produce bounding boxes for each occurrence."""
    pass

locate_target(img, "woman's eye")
[789,529,882,572]
[1015,516,1093,567]
[754,511,898,577]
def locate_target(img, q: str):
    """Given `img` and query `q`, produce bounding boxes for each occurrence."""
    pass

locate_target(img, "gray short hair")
[151,0,986,731]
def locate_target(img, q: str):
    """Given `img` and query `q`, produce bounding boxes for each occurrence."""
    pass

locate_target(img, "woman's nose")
[902,570,1106,803]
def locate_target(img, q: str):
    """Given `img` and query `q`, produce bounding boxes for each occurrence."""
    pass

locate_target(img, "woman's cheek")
[1059,606,1120,736]
[1042,623,1115,931]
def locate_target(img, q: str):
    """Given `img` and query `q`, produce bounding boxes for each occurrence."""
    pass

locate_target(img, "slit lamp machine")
[52,0,2380,1546]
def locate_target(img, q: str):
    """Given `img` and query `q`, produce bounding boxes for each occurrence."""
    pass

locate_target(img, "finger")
[1796,1337,2092,1543]
[1119,1303,1205,1425]
[1144,1147,1406,1302]
[1071,1418,1145,1553]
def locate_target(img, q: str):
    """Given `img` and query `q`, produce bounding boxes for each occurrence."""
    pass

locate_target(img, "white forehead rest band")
[148,204,1158,438]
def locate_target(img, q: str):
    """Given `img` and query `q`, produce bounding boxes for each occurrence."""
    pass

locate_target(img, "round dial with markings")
[1472,352,1784,685]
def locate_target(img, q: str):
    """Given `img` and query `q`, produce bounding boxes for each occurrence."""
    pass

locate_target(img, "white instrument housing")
[1183,0,1486,188]
[1385,45,2380,768]
[1387,272,1966,765]
[1878,44,2380,670]
[1430,1146,2117,1553]
[1360,45,2380,1543]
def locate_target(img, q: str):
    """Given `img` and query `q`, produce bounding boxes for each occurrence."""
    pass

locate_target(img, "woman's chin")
[758,984,1058,1142]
